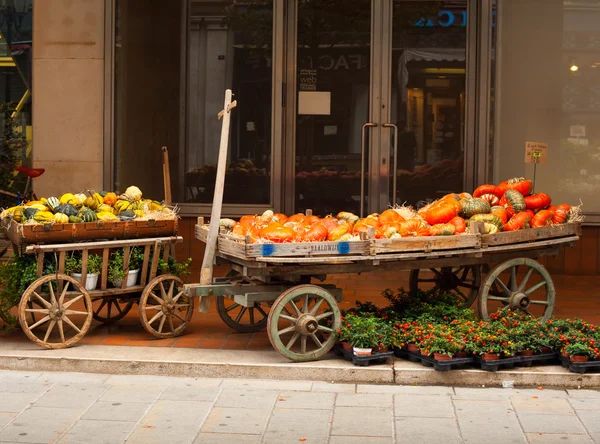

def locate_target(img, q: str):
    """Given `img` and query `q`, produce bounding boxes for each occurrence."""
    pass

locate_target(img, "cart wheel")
[92,296,135,324]
[139,275,194,339]
[267,284,341,362]
[216,297,270,333]
[478,258,555,321]
[409,266,481,307]
[18,274,93,349]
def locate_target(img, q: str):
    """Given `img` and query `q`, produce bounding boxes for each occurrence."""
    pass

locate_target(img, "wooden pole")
[199,89,237,312]
[162,146,172,206]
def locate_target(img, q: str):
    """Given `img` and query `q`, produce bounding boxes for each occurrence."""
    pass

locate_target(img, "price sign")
[525,142,548,164]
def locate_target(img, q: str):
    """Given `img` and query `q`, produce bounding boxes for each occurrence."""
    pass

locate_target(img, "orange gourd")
[103,192,117,206]
[425,202,457,225]
[260,223,295,243]
[429,223,456,236]
[379,209,405,225]
[398,220,430,237]
[552,204,571,224]
[490,206,508,225]
[531,209,553,228]
[448,216,466,234]
[302,223,328,242]
[288,213,306,223]
[328,224,350,241]
[504,212,530,231]
[320,216,339,232]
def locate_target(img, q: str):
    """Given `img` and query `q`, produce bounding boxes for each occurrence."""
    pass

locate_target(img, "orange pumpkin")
[321,216,339,232]
[287,213,306,224]
[552,204,571,224]
[103,192,117,206]
[328,224,350,241]
[448,216,466,234]
[273,213,288,224]
[260,223,295,243]
[425,202,457,225]
[398,220,430,237]
[531,209,553,228]
[302,223,328,242]
[379,209,405,225]
[305,215,321,226]
[352,223,384,238]
[504,212,530,231]
[490,206,508,225]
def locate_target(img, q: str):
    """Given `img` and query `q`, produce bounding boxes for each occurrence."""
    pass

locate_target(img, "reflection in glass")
[184,1,273,205]
[392,0,466,207]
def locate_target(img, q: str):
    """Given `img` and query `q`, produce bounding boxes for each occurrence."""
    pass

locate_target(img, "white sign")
[298,91,331,115]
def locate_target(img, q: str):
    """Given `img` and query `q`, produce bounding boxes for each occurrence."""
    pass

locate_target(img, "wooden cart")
[185,220,581,362]
[13,235,194,349]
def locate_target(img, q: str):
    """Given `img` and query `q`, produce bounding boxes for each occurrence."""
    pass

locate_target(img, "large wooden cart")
[186,219,581,362]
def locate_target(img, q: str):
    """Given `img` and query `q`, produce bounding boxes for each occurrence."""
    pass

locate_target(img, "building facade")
[25,0,600,274]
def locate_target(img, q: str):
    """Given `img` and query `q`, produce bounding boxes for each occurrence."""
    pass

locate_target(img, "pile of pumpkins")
[219,177,573,243]
[1,186,169,224]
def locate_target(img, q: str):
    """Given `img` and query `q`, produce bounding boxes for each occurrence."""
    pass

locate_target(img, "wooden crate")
[370,233,481,254]
[481,223,581,247]
[3,218,179,246]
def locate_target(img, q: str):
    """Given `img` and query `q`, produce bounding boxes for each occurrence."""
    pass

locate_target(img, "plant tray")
[2,218,178,246]
[558,355,600,374]
[474,355,523,372]
[334,346,393,367]
[514,353,559,368]
[394,348,475,372]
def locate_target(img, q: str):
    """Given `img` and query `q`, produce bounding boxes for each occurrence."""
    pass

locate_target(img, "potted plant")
[65,253,102,291]
[108,247,143,288]
[157,256,192,278]
[338,313,381,356]
[565,342,594,363]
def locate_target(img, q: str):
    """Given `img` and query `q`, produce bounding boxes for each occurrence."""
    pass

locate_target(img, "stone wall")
[32,0,105,197]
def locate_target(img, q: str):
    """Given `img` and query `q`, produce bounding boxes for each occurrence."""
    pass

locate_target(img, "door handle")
[383,123,399,206]
[361,122,377,218]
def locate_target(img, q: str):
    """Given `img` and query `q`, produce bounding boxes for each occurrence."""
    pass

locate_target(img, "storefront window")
[494,0,600,212]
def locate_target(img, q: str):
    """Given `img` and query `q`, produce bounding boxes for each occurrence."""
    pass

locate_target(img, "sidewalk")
[1,370,599,444]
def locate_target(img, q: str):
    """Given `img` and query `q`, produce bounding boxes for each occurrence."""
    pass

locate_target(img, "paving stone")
[193,433,261,444]
[525,433,593,443]
[0,406,81,443]
[37,372,110,385]
[329,437,392,444]
[82,401,150,422]
[35,383,108,409]
[567,389,600,398]
[0,392,43,413]
[215,388,278,409]
[395,417,462,444]
[103,374,175,387]
[569,397,600,410]
[220,378,312,391]
[201,407,270,435]
[160,386,220,402]
[0,371,43,383]
[453,399,525,443]
[0,412,17,429]
[58,419,135,444]
[517,413,587,434]
[574,410,600,441]
[98,384,164,403]
[275,391,335,410]
[510,397,574,415]
[394,394,454,418]
[262,408,331,444]
[357,384,428,394]
[388,386,453,396]
[0,381,53,394]
[454,387,566,400]
[331,406,393,437]
[127,400,213,444]
[311,382,356,393]
[336,393,393,408]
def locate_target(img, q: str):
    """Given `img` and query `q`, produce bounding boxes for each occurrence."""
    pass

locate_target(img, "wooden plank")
[564,234,583,275]
[36,252,44,277]
[482,223,580,246]
[140,244,151,287]
[245,240,370,258]
[101,248,109,290]
[57,251,65,292]
[121,246,131,290]
[81,249,89,288]
[148,241,161,282]
[162,243,171,262]
[25,236,183,253]
[371,234,480,254]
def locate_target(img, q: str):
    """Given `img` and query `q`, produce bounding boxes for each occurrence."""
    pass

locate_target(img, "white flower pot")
[71,273,99,292]
[112,269,140,288]
[353,347,372,356]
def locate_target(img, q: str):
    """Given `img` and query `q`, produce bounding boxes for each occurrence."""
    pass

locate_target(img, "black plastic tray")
[394,348,475,372]
[558,355,600,374]
[474,353,560,372]
[334,346,393,367]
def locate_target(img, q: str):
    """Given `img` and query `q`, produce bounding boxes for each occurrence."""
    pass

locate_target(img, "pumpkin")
[328,224,350,241]
[53,213,69,224]
[305,215,321,226]
[103,192,117,206]
[97,204,115,214]
[320,217,339,232]
[459,198,491,218]
[46,197,60,211]
[469,213,504,232]
[531,209,553,228]
[219,218,237,230]
[33,211,54,223]
[240,215,258,228]
[552,204,571,224]
[272,213,288,224]
[23,207,40,220]
[68,216,83,223]
[232,224,248,238]
[59,193,76,205]
[473,184,497,198]
[260,223,295,243]
[490,206,508,225]
[495,177,532,197]
[54,204,78,217]
[398,220,430,237]
[352,222,384,238]
[525,193,551,210]
[448,216,466,234]
[379,209,405,225]
[288,213,306,224]
[74,193,87,208]
[124,185,143,202]
[118,210,136,221]
[336,211,359,225]
[503,189,526,217]
[84,196,99,210]
[504,212,531,231]
[479,193,499,206]
[429,223,456,236]
[425,202,457,225]
[26,203,48,211]
[80,209,98,222]
[302,224,328,242]
[458,192,472,199]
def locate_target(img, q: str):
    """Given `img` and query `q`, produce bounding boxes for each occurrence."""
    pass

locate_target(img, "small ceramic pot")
[341,342,353,351]
[570,355,589,363]
[71,272,99,292]
[519,350,535,357]
[353,347,372,356]
[433,353,452,361]
[407,344,419,352]
[481,353,500,361]
[420,350,430,357]
[112,269,140,288]
[539,347,553,354]
[374,346,389,353]
[454,351,468,358]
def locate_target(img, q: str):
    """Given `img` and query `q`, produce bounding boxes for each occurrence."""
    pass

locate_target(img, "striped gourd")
[459,198,491,218]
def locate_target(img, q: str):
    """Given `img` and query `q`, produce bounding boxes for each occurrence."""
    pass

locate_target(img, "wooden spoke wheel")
[409,266,481,307]
[216,296,270,333]
[478,258,555,321]
[267,284,341,362]
[92,296,135,324]
[139,275,194,339]
[18,274,93,349]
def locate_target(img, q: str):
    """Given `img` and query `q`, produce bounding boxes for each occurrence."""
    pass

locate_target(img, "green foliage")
[64,253,102,275]
[338,313,393,349]
[0,103,27,208]
[157,256,192,279]
[565,342,595,358]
